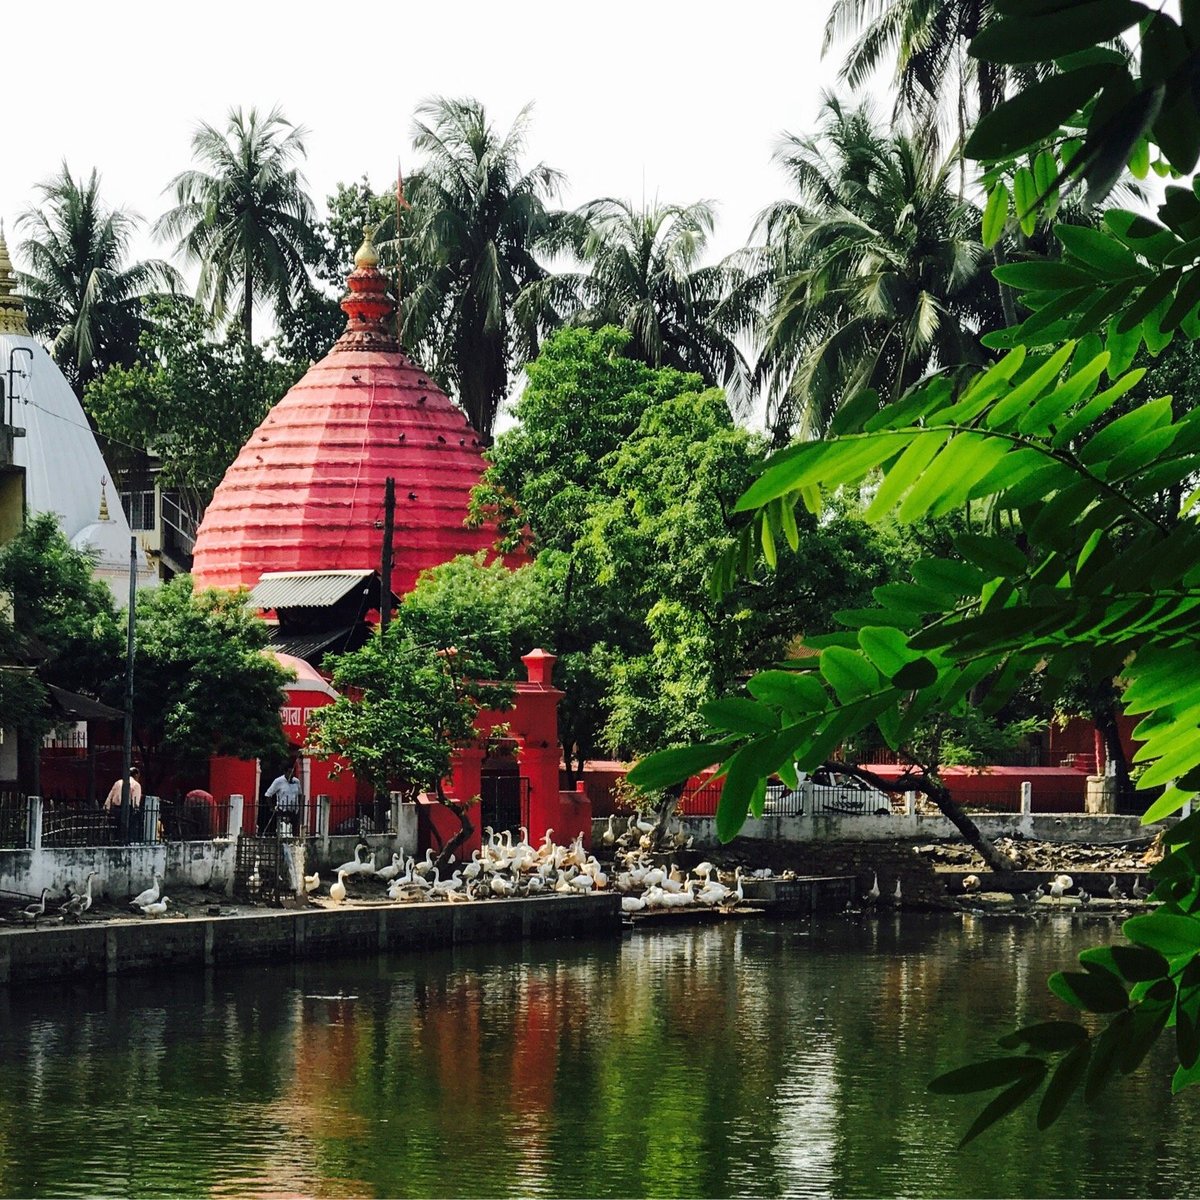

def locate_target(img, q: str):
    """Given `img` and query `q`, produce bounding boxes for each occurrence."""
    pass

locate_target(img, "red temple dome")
[191,230,504,594]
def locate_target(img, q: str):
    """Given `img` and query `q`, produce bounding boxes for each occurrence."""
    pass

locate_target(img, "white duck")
[1108,875,1126,901]
[377,853,403,883]
[697,878,730,906]
[304,871,321,894]
[865,873,881,903]
[329,871,348,904]
[140,897,170,918]
[19,889,49,926]
[335,843,372,877]
[621,894,647,913]
[130,875,162,910]
[433,870,465,898]
[1049,875,1072,901]
[602,815,617,846]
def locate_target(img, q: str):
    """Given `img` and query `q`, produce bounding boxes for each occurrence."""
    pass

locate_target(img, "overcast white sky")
[2,0,855,278]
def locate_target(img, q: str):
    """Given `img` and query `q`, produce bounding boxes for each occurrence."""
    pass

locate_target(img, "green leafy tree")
[753,96,995,439]
[471,325,704,551]
[401,96,569,441]
[0,515,122,783]
[400,553,554,676]
[16,164,180,395]
[634,0,1200,1140]
[538,198,753,407]
[156,106,320,347]
[84,299,301,524]
[307,628,511,866]
[473,326,904,774]
[128,577,291,791]
[0,513,122,698]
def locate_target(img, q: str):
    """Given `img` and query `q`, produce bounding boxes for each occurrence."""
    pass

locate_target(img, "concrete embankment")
[0,893,621,985]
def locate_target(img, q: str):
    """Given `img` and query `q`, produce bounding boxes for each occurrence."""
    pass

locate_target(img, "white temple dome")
[0,238,154,603]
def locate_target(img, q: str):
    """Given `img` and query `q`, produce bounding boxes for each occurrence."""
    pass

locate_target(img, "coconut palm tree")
[754,97,997,440]
[155,106,319,346]
[400,96,569,442]
[550,198,753,408]
[824,0,1055,153]
[16,165,180,395]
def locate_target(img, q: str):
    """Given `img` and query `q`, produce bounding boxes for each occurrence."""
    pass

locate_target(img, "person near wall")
[264,761,303,836]
[103,766,141,812]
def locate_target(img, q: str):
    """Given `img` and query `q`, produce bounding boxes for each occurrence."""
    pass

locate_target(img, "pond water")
[0,913,1195,1198]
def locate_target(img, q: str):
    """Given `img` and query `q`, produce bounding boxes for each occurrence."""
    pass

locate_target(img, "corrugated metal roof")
[268,626,359,662]
[250,570,374,611]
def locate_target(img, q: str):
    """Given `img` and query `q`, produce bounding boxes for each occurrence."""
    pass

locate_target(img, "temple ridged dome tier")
[191,231,502,593]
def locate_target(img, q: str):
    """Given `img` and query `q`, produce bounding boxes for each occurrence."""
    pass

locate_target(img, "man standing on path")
[264,761,303,835]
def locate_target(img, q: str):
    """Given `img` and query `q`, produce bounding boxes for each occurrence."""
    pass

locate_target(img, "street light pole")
[380,476,395,634]
[118,537,136,842]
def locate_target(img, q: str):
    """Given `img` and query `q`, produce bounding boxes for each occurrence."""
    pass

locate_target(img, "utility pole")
[118,538,136,842]
[380,476,395,634]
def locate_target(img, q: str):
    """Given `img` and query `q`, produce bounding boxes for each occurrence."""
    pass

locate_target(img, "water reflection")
[0,916,1196,1197]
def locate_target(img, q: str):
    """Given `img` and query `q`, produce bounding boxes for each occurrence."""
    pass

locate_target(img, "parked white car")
[764,769,893,815]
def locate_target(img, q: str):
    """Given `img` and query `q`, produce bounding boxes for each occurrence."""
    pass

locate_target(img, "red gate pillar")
[450,746,485,805]
[515,649,564,844]
[448,745,485,857]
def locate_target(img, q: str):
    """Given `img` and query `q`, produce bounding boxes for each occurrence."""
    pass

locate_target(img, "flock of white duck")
[960,871,1153,904]
[307,821,747,916]
[9,870,169,926]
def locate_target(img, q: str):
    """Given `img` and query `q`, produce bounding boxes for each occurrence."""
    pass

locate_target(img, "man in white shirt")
[103,767,141,812]
[264,762,302,834]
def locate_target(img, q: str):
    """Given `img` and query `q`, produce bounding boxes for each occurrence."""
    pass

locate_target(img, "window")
[121,491,156,531]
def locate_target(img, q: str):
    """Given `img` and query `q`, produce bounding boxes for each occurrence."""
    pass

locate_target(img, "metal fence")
[678,784,722,817]
[41,799,118,847]
[810,784,897,816]
[0,791,28,849]
[325,796,394,838]
[479,775,530,837]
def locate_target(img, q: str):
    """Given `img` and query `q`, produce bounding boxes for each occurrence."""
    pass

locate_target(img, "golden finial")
[354,224,380,269]
[98,478,110,522]
[0,222,29,336]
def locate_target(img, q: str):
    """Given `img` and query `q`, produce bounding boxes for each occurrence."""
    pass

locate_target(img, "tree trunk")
[1094,702,1132,793]
[832,762,1009,872]
[242,276,254,349]
[433,780,474,870]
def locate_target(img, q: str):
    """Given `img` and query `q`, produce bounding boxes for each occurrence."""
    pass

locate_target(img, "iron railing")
[479,775,530,837]
[0,791,28,849]
[810,784,897,816]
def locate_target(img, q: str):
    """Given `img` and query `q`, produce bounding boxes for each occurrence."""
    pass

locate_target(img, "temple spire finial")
[0,224,29,336]
[354,225,380,269]
[98,477,110,522]
[335,222,398,353]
